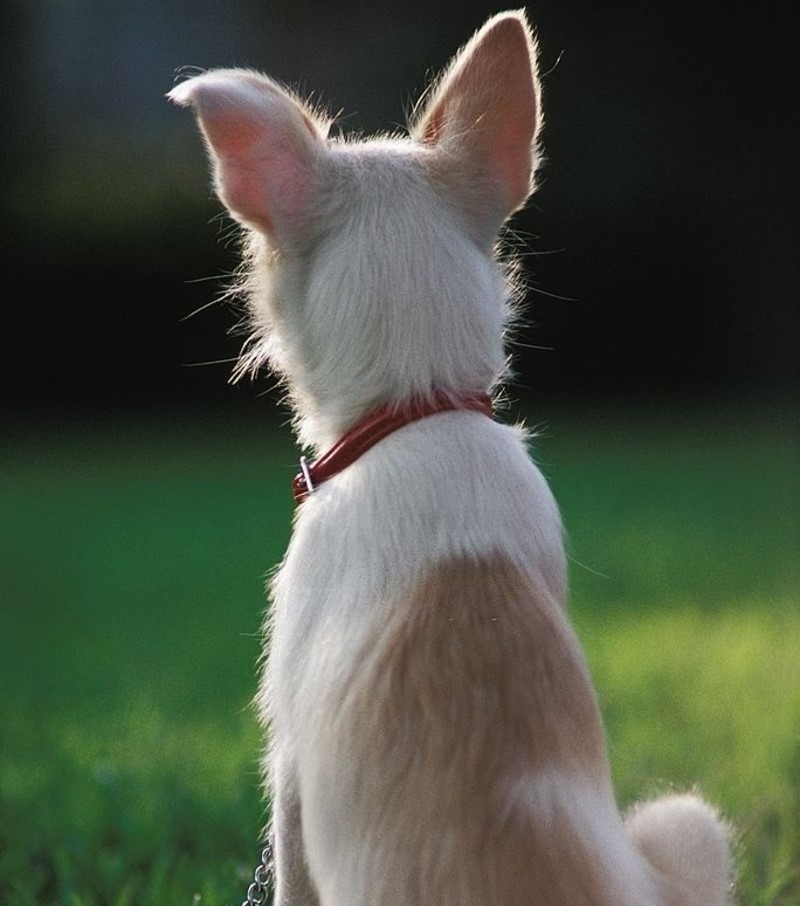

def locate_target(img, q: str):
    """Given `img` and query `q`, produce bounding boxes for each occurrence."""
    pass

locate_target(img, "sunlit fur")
[170,10,733,905]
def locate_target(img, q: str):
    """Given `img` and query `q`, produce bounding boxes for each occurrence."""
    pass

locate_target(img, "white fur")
[171,10,733,905]
[266,414,566,752]
[235,139,514,450]
[503,771,662,904]
[626,795,735,906]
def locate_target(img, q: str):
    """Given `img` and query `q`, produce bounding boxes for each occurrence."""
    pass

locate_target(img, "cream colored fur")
[170,10,733,905]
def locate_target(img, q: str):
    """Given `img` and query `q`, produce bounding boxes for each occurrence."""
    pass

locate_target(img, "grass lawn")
[1,403,797,905]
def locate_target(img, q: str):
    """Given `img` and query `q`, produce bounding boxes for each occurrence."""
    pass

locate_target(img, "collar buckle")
[296,455,315,501]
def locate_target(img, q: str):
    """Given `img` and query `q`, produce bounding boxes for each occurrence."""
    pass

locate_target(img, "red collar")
[292,391,494,503]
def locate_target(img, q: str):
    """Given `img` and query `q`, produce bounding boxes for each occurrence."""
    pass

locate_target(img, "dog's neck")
[292,390,494,503]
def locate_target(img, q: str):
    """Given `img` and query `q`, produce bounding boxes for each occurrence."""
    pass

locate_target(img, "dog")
[169,11,733,905]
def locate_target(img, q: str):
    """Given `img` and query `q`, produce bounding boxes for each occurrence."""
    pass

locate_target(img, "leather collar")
[292,391,494,503]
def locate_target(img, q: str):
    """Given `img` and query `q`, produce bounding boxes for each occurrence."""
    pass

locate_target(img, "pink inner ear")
[204,110,267,157]
[218,151,315,237]
[415,13,540,217]
[217,162,275,235]
[217,145,318,240]
[486,78,538,212]
[177,71,324,240]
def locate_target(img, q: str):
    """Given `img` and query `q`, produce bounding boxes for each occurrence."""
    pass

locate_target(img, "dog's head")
[170,12,542,448]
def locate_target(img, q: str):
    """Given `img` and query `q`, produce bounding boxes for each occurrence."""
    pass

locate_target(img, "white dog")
[170,11,733,905]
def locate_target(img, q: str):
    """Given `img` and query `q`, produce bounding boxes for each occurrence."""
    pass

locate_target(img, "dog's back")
[171,11,733,905]
[267,403,661,906]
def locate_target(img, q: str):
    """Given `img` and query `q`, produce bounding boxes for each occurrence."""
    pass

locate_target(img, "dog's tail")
[625,793,734,905]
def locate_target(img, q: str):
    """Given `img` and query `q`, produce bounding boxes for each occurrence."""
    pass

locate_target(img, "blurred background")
[1,3,798,903]
[1,0,796,420]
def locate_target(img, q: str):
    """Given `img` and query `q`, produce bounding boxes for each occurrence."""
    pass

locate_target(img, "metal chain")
[241,836,275,906]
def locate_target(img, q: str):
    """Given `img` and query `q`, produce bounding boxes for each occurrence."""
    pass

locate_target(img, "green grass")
[1,405,797,905]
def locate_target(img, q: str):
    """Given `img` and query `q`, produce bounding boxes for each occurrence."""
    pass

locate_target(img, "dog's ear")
[412,11,541,225]
[169,71,328,243]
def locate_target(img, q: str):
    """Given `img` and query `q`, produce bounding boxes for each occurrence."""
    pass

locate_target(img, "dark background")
[1,0,797,425]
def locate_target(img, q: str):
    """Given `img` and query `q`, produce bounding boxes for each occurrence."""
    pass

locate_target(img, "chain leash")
[241,835,275,906]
